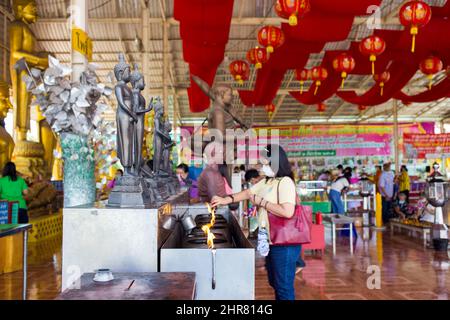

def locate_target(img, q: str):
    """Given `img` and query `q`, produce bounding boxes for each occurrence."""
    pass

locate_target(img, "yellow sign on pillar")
[72,27,93,62]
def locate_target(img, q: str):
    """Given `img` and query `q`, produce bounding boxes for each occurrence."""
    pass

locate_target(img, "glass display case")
[297,180,330,213]
[343,181,377,212]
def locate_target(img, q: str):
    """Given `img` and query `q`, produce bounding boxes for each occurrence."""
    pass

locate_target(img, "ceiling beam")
[36,16,401,25]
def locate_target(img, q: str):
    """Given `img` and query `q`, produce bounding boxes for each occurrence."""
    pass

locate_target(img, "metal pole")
[142,6,150,101]
[393,99,399,173]
[70,0,88,82]
[440,120,446,176]
[163,21,169,115]
[23,230,28,300]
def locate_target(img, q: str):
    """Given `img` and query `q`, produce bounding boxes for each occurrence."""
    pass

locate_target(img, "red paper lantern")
[311,66,328,96]
[419,55,443,90]
[373,71,390,96]
[399,1,432,53]
[358,105,367,112]
[332,53,356,88]
[317,103,326,113]
[257,25,285,53]
[275,0,311,26]
[247,47,269,69]
[359,35,386,75]
[229,60,250,85]
[265,103,276,117]
[295,68,311,94]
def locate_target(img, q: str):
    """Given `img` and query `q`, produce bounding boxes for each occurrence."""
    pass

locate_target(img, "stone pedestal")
[108,175,154,207]
[61,203,161,291]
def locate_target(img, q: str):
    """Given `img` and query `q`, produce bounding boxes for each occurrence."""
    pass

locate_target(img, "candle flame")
[203,203,217,249]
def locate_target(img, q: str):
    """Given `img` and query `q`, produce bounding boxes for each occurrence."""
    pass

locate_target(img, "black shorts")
[18,208,29,224]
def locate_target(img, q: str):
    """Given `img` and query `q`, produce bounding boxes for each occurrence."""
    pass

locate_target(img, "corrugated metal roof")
[5,0,443,125]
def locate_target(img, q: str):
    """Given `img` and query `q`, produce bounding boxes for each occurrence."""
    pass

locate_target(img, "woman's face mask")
[261,164,275,178]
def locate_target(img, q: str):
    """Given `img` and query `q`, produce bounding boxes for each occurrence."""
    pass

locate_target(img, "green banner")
[289,150,336,157]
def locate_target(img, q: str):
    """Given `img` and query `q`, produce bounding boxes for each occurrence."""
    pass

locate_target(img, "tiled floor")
[0,227,449,300]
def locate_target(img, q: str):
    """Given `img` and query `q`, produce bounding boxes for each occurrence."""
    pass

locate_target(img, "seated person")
[176,163,199,203]
[415,193,435,223]
[244,169,263,186]
[197,142,227,203]
[393,192,414,220]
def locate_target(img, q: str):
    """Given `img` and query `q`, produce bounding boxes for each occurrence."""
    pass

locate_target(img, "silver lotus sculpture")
[24,55,112,136]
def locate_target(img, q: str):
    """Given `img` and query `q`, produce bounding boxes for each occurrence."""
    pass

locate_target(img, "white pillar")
[393,99,399,173]
[70,0,88,82]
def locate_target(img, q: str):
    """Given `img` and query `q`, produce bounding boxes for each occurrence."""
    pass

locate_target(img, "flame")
[203,203,217,249]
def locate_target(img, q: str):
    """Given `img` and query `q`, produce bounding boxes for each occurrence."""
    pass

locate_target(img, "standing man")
[378,163,395,224]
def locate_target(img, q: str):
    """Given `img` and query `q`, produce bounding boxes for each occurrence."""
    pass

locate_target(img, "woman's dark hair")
[218,164,228,178]
[401,165,408,172]
[239,164,245,171]
[218,164,232,186]
[262,144,294,181]
[176,163,189,173]
[117,169,124,175]
[245,169,260,182]
[2,162,18,181]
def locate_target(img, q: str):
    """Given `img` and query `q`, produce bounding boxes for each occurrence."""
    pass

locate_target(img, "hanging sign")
[72,27,93,62]
[403,133,450,159]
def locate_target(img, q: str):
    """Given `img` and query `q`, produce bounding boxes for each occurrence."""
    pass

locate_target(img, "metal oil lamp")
[359,174,374,227]
[425,177,449,251]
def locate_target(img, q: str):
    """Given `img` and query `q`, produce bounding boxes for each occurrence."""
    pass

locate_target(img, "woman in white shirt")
[329,170,349,214]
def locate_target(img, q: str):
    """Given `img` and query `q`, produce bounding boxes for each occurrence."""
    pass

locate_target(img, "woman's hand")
[211,196,230,208]
[249,194,262,207]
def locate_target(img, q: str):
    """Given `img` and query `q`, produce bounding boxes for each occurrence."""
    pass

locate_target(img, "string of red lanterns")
[359,35,386,75]
[295,68,311,94]
[399,1,432,53]
[332,53,356,89]
[265,103,276,117]
[257,25,285,53]
[419,55,443,90]
[275,0,311,26]
[229,60,250,85]
[311,66,328,96]
[317,103,326,113]
[246,47,269,69]
[373,71,391,96]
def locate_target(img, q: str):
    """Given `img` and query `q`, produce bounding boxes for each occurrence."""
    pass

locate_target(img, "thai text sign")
[403,133,450,159]
[72,27,93,61]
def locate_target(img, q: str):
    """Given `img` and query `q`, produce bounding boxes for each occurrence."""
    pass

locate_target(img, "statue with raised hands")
[130,63,153,175]
[191,75,248,135]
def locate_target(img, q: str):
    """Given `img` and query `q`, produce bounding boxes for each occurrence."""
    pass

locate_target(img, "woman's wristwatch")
[227,194,235,203]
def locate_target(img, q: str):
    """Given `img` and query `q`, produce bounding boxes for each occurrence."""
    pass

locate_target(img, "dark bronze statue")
[114,53,136,176]
[130,63,152,175]
[152,98,171,175]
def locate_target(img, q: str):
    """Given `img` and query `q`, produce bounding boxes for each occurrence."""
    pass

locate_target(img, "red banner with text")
[403,133,450,159]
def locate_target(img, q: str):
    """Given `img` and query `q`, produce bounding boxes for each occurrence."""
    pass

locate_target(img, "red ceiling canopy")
[177,0,450,113]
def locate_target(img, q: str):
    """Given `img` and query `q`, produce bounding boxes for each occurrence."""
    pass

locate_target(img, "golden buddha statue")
[10,0,49,178]
[36,106,56,177]
[0,82,15,171]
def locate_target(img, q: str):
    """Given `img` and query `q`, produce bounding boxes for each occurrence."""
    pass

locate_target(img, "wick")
[126,280,135,291]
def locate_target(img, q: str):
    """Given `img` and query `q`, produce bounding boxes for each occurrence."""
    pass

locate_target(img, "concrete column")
[393,99,399,173]
[70,0,88,82]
